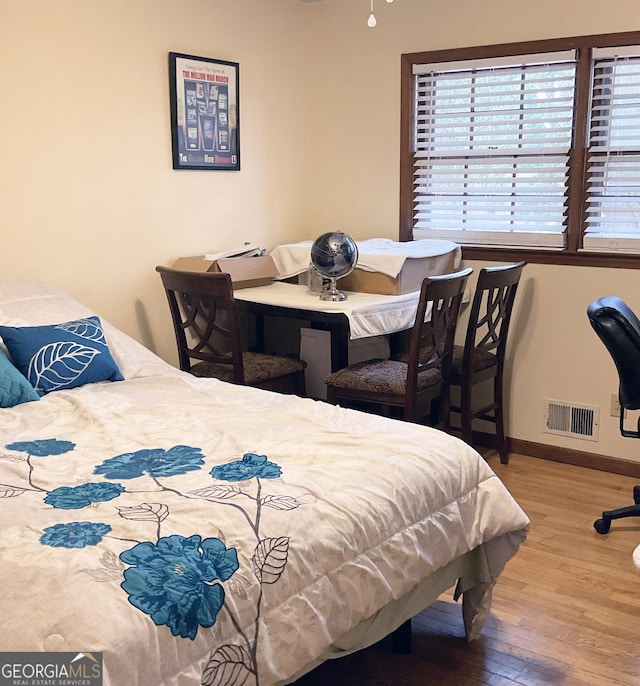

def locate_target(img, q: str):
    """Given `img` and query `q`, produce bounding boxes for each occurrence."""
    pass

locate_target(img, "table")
[234,282,422,371]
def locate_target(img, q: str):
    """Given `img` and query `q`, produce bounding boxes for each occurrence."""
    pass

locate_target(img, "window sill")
[461,246,640,269]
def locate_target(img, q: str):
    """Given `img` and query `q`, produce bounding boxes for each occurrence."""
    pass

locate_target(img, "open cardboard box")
[338,250,460,295]
[171,254,278,289]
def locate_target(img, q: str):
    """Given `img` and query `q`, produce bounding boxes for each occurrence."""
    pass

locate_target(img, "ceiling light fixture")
[368,0,394,28]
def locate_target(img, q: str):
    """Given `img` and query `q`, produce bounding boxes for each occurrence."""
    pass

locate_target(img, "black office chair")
[587,296,640,534]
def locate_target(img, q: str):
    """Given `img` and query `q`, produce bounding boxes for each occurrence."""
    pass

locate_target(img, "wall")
[2,0,640,465]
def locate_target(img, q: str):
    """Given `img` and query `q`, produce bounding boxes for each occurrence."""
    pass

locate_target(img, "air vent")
[544,399,599,441]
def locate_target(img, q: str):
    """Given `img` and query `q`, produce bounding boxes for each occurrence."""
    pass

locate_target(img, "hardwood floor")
[293,453,640,686]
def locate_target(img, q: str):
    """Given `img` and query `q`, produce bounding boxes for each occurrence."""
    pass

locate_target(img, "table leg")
[310,321,349,372]
[237,310,265,353]
[254,313,265,353]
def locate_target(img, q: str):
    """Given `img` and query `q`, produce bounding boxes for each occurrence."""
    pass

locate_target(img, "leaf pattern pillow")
[0,348,40,407]
[0,316,123,395]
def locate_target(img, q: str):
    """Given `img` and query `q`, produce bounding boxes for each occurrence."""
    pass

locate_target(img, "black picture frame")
[169,52,240,171]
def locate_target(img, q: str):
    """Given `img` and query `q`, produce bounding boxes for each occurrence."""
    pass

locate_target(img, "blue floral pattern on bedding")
[6,438,76,457]
[45,482,125,509]
[211,452,282,481]
[40,521,112,548]
[94,445,205,479]
[3,437,302,686]
[120,535,239,640]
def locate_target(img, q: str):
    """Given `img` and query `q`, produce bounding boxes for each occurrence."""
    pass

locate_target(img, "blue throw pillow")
[0,316,123,396]
[0,348,40,407]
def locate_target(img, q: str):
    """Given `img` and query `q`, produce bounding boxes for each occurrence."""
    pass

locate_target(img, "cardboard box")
[299,329,332,400]
[337,250,460,296]
[171,255,278,289]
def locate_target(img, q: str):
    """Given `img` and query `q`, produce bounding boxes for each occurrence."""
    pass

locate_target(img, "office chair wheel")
[594,518,611,534]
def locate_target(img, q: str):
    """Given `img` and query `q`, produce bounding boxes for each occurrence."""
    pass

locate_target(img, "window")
[584,48,640,252]
[400,32,640,266]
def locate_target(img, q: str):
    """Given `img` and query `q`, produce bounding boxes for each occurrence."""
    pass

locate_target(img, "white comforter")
[0,283,529,686]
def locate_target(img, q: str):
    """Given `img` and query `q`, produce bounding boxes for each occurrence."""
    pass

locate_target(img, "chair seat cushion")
[325,359,442,395]
[450,345,497,379]
[192,353,305,385]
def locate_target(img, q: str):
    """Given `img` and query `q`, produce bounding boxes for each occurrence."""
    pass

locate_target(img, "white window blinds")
[583,47,640,253]
[412,52,576,248]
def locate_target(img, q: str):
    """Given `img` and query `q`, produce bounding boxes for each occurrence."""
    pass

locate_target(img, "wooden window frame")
[400,30,640,269]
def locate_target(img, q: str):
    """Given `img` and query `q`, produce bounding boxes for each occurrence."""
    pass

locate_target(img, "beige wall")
[2,0,640,464]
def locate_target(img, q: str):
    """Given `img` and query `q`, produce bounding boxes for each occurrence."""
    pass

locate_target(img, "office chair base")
[593,486,640,534]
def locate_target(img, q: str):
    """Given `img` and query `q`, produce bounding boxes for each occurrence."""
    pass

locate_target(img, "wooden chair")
[325,268,472,424]
[446,261,526,464]
[156,266,306,395]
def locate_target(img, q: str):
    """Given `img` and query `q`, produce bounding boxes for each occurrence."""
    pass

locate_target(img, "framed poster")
[169,52,240,171]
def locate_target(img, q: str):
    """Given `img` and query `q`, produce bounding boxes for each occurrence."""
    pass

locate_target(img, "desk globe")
[310,232,359,301]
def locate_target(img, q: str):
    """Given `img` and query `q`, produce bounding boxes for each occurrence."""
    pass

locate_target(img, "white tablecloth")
[234,282,421,340]
[270,238,461,279]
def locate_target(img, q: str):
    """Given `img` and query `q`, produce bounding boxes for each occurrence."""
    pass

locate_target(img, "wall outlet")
[610,393,625,418]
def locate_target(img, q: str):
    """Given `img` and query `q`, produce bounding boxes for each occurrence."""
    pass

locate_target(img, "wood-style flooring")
[293,453,640,686]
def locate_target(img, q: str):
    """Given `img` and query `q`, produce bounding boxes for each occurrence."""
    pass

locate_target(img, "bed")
[0,281,529,686]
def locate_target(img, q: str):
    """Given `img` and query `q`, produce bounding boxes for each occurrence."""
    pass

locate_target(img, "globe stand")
[319,276,347,302]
